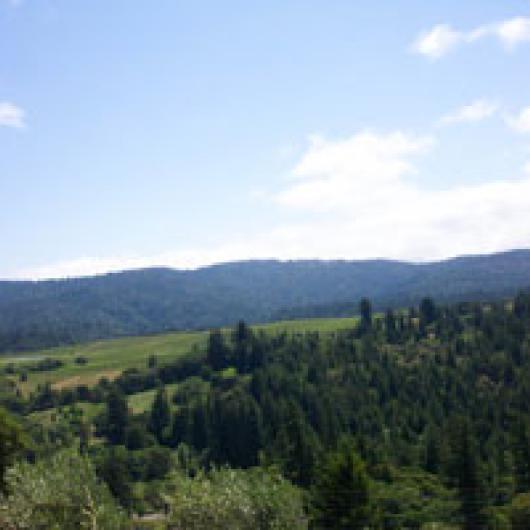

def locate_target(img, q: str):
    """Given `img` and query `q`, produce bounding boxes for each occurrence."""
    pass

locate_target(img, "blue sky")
[1,1,530,278]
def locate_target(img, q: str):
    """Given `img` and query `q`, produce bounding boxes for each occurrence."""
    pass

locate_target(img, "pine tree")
[512,417,530,494]
[359,298,372,334]
[312,438,372,529]
[385,308,397,343]
[420,297,437,326]
[105,388,129,445]
[453,420,486,530]
[206,329,229,371]
[0,407,29,492]
[149,385,171,443]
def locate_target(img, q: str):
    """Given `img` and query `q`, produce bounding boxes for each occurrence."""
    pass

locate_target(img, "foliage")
[311,438,372,529]
[168,466,307,529]
[509,492,530,530]
[103,388,129,445]
[0,449,129,529]
[148,386,171,443]
[372,467,460,529]
[0,407,29,492]
[5,290,530,527]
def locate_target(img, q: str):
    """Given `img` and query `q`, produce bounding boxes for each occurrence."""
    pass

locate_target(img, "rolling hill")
[1,249,530,352]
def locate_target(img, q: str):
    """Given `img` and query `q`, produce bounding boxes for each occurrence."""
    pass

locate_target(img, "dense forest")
[2,249,530,353]
[2,291,530,527]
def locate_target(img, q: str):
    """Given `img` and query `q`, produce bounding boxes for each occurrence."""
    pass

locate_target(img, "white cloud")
[0,101,26,128]
[438,99,498,126]
[412,24,462,59]
[496,16,530,49]
[524,161,530,175]
[506,106,530,133]
[413,16,530,58]
[275,131,433,212]
[268,131,530,262]
[14,130,530,280]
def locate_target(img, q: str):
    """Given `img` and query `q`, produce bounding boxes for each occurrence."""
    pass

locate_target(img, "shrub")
[168,467,307,529]
[510,491,530,530]
[0,450,129,529]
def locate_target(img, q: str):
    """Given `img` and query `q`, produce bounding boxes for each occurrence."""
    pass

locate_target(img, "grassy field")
[1,316,357,395]
[128,382,181,414]
[27,383,183,425]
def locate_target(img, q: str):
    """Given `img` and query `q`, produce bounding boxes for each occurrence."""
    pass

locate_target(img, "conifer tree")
[512,417,530,494]
[149,385,171,443]
[105,388,129,445]
[206,329,229,371]
[0,407,29,492]
[359,297,372,334]
[312,438,372,529]
[453,420,486,530]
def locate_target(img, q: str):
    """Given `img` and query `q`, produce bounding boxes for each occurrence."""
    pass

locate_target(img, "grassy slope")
[1,316,357,396]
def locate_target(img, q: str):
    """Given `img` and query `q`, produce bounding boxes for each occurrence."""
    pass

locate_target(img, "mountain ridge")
[2,249,530,352]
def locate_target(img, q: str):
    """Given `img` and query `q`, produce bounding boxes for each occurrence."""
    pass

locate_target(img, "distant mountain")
[1,249,530,352]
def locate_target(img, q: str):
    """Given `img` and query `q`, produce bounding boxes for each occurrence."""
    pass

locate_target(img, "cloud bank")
[413,16,530,59]
[13,130,530,280]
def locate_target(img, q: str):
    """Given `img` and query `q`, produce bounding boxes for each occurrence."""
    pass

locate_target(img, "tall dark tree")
[79,420,91,455]
[385,308,397,343]
[452,420,486,530]
[232,320,250,344]
[148,385,171,443]
[97,446,133,510]
[206,329,229,371]
[359,297,372,334]
[512,417,530,494]
[271,401,322,487]
[105,388,129,445]
[0,407,29,492]
[232,320,253,372]
[312,438,372,530]
[420,297,437,326]
[423,426,441,474]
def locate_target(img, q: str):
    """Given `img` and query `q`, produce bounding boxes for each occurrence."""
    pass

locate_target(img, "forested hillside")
[2,292,530,527]
[2,249,530,352]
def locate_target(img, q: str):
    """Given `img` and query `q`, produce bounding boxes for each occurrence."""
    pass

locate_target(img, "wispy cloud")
[438,99,498,126]
[413,16,530,59]
[0,101,26,128]
[506,106,530,134]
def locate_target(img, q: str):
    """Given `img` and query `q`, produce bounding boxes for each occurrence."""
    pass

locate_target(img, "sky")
[1,0,530,279]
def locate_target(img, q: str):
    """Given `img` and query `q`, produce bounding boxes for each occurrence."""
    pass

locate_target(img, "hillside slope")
[1,249,530,352]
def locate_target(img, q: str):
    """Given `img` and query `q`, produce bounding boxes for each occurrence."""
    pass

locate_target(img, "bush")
[168,467,307,529]
[0,450,129,529]
[510,492,530,530]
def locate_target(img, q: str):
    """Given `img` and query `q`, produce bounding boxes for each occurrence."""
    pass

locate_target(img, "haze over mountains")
[1,249,530,353]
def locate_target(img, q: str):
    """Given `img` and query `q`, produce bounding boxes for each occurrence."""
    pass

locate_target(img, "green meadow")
[1,316,357,397]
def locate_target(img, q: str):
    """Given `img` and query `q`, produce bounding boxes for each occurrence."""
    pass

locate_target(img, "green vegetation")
[0,316,356,395]
[0,450,128,529]
[0,330,208,394]
[312,438,372,529]
[2,291,530,528]
[169,467,306,529]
